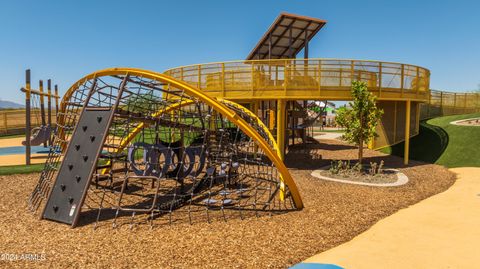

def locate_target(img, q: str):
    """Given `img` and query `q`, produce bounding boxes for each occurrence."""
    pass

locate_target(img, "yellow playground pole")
[269,109,275,130]
[404,100,411,165]
[276,100,286,160]
[276,99,286,200]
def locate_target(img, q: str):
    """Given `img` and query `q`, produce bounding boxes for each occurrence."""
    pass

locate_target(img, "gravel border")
[450,117,480,126]
[311,166,409,187]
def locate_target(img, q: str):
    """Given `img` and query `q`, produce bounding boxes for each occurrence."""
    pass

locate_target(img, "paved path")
[0,154,47,166]
[0,137,24,147]
[302,167,480,269]
[313,132,343,140]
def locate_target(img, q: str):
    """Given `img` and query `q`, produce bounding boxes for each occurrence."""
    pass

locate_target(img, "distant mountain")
[0,100,24,109]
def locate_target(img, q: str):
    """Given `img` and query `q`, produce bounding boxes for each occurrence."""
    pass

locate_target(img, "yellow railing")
[0,109,58,135]
[420,90,480,119]
[164,58,430,102]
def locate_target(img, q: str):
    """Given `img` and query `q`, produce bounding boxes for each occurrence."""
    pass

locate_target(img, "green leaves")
[335,81,384,162]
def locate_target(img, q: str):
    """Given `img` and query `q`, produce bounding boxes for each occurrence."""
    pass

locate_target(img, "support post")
[47,80,52,127]
[276,100,286,160]
[393,101,397,143]
[39,80,46,126]
[276,99,286,201]
[404,100,411,165]
[25,69,31,165]
[54,85,59,118]
[290,101,295,145]
[268,109,275,130]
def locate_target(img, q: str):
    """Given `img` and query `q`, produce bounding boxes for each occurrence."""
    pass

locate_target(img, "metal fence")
[419,90,480,120]
[0,109,57,135]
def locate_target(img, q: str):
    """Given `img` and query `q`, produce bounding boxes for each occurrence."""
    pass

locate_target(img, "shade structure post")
[276,99,286,160]
[404,100,411,165]
[25,69,31,165]
[276,99,287,200]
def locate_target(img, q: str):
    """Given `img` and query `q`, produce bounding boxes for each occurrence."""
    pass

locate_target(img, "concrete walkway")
[302,167,480,269]
[0,137,24,147]
[313,132,343,140]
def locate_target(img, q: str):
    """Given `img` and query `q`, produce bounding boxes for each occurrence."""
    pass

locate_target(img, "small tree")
[335,81,383,164]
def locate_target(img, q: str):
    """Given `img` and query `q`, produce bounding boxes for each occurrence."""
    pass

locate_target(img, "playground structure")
[29,68,302,228]
[26,13,480,228]
[21,69,60,165]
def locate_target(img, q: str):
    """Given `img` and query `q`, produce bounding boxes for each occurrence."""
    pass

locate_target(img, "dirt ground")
[0,138,456,268]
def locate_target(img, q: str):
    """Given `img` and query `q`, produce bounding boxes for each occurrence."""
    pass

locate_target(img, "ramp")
[42,107,113,226]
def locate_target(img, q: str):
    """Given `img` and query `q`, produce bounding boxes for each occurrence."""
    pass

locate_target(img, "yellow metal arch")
[218,99,287,200]
[59,68,303,209]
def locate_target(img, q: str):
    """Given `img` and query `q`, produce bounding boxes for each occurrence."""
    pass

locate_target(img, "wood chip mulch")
[0,139,456,268]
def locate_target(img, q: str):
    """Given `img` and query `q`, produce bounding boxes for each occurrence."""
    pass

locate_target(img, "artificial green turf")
[0,163,45,175]
[379,112,480,168]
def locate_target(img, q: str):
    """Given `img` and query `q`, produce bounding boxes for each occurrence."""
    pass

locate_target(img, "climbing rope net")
[29,70,299,229]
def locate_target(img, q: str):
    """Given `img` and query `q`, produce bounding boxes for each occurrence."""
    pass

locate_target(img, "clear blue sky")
[0,0,479,104]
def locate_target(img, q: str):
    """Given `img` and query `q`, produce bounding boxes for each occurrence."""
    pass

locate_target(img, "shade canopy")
[246,12,327,60]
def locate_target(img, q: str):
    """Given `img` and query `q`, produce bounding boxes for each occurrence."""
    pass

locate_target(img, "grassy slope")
[380,112,480,168]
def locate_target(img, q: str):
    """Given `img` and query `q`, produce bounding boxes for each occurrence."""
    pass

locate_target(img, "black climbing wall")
[42,107,113,226]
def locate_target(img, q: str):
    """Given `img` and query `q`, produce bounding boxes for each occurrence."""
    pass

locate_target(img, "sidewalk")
[0,137,23,147]
[0,137,47,166]
[313,132,343,140]
[301,167,480,269]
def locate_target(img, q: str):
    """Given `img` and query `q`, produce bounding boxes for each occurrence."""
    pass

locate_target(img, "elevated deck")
[164,58,430,102]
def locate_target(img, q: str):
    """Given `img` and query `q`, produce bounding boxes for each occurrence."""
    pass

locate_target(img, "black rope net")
[28,73,297,229]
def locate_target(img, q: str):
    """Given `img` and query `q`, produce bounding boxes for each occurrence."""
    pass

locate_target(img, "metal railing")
[164,58,431,101]
[0,109,57,135]
[420,90,480,120]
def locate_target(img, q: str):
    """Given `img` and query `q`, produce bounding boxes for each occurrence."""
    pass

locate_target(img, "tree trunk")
[358,137,363,164]
[359,112,364,164]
